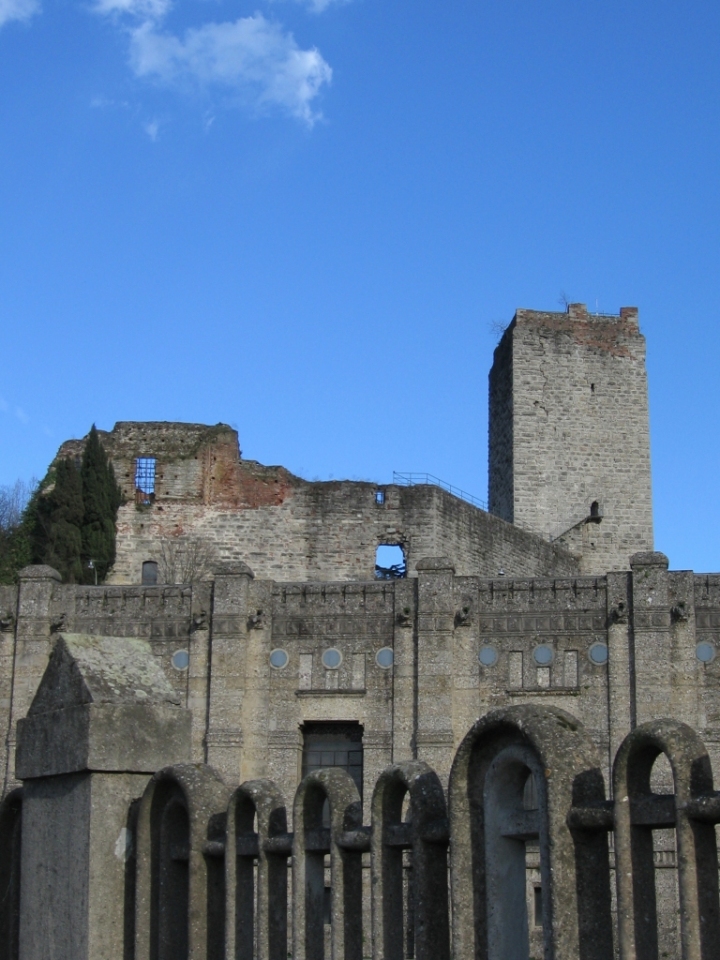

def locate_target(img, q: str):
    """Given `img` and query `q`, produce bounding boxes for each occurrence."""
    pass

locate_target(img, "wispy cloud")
[273,0,351,11]
[0,0,40,28]
[94,0,171,21]
[144,117,161,139]
[129,14,331,125]
[14,407,29,424]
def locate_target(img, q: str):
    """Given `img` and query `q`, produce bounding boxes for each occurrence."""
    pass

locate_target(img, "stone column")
[205,562,254,782]
[415,558,455,782]
[606,571,633,769]
[630,552,671,727]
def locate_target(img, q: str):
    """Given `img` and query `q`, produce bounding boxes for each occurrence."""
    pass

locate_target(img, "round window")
[322,648,342,669]
[533,645,554,666]
[269,649,289,669]
[696,642,716,664]
[478,646,498,667]
[589,643,609,665]
[376,647,394,669]
[171,650,189,671]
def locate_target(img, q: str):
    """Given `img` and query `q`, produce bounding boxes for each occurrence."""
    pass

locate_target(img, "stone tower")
[488,303,653,573]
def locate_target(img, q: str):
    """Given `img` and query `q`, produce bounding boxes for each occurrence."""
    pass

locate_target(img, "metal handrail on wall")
[392,472,487,511]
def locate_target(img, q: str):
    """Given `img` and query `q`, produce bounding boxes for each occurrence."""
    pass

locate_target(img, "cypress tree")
[37,458,84,583]
[80,425,122,584]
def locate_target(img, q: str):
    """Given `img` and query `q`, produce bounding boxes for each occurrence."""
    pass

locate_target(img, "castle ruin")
[0,303,717,960]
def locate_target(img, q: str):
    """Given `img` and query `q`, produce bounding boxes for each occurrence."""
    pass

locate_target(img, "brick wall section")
[488,305,654,573]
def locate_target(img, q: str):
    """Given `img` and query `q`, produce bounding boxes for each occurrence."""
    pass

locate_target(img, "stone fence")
[4,700,720,960]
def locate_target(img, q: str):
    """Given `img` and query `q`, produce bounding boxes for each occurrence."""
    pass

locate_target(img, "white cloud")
[0,0,40,28]
[296,0,349,13]
[93,0,170,21]
[15,407,29,424]
[144,118,161,139]
[276,0,350,11]
[129,14,331,125]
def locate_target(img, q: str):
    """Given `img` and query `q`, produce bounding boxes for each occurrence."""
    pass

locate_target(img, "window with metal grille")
[301,722,363,799]
[135,458,156,504]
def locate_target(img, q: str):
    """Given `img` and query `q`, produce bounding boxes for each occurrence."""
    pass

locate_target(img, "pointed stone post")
[15,633,191,960]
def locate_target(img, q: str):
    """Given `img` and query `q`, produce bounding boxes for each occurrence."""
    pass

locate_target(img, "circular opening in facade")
[696,642,716,664]
[533,645,554,666]
[375,647,394,669]
[269,649,289,669]
[171,650,189,671]
[322,648,342,670]
[589,642,609,665]
[478,646,498,667]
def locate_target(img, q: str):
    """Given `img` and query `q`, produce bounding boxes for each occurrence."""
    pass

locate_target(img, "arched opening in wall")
[135,458,156,505]
[590,501,601,519]
[233,795,259,960]
[142,561,159,586]
[375,544,406,580]
[400,790,415,959]
[150,786,190,960]
[649,752,680,959]
[484,754,544,960]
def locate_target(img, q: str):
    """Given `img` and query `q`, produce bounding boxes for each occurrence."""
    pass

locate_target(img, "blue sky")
[1,0,719,571]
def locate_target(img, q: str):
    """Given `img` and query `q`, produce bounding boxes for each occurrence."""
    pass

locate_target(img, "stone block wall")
[488,304,654,573]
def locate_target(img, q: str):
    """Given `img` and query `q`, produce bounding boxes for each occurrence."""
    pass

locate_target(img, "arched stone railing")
[613,719,720,960]
[134,764,231,960]
[292,768,365,960]
[370,760,449,960]
[448,704,613,960]
[225,780,291,960]
[11,704,720,960]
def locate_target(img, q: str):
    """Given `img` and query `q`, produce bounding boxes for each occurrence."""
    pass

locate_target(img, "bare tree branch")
[158,536,217,584]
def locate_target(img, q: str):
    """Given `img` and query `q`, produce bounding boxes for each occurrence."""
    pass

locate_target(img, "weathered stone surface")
[16,634,190,778]
[489,305,653,574]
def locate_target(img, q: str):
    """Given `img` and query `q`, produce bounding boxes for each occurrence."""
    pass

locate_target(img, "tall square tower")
[488,303,653,573]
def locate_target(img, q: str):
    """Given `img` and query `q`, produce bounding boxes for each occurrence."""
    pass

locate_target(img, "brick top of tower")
[507,303,641,358]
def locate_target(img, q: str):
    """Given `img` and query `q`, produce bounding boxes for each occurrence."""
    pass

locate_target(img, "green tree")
[0,426,123,585]
[79,425,122,584]
[34,458,84,583]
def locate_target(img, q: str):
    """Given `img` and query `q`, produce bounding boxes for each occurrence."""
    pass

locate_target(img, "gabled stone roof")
[28,633,181,715]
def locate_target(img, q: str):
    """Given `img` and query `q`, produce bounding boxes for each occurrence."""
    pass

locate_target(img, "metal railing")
[392,472,487,511]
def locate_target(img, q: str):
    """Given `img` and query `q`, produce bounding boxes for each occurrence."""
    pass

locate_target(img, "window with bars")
[135,458,156,504]
[301,722,364,799]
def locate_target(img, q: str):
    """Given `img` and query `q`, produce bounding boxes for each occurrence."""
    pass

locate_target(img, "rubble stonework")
[1,304,717,960]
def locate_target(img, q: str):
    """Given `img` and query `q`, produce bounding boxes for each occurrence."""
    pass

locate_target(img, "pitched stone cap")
[28,633,181,715]
[17,634,190,778]
[416,557,456,574]
[18,564,62,582]
[630,552,669,570]
[213,561,254,578]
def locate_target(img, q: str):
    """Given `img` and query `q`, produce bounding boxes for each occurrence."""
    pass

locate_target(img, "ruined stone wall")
[488,304,654,574]
[108,473,579,586]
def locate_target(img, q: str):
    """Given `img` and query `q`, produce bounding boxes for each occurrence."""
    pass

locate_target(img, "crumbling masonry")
[1,303,718,960]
